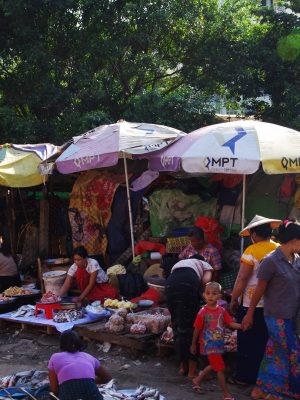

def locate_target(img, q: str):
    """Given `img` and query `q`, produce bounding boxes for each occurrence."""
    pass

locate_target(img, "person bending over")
[48,330,111,400]
[179,226,222,281]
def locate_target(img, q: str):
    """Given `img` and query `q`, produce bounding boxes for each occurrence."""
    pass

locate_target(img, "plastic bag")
[194,216,223,251]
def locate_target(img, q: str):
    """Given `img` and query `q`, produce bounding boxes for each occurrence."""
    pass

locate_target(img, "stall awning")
[0,143,59,187]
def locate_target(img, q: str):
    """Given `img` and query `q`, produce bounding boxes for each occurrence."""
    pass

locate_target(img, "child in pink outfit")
[190,282,241,400]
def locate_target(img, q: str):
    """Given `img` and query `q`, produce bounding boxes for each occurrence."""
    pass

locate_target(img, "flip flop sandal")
[224,397,235,400]
[227,376,249,387]
[251,391,274,399]
[192,385,205,394]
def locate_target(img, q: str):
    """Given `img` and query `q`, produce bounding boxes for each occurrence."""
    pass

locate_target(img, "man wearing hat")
[229,215,282,386]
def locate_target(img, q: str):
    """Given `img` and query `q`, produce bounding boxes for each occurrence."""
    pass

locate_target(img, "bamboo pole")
[123,153,135,259]
[39,186,49,256]
[240,174,246,254]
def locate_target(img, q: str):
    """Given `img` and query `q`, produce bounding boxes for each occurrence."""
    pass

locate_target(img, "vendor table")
[0,311,107,334]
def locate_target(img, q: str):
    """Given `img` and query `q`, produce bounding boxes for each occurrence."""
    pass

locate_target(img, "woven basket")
[219,271,238,291]
[166,236,190,254]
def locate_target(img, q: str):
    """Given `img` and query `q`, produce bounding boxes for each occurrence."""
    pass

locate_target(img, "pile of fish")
[12,305,37,318]
[98,380,162,400]
[53,309,84,323]
[0,370,48,389]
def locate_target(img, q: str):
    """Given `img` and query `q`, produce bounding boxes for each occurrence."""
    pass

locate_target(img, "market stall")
[0,285,110,334]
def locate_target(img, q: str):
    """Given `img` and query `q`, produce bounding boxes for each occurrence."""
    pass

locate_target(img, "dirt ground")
[0,326,253,400]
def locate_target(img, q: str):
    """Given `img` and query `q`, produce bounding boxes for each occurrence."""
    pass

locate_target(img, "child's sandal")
[192,385,205,394]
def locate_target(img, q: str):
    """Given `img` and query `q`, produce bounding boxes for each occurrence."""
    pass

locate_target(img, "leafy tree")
[0,0,206,142]
[0,0,299,144]
[240,4,300,129]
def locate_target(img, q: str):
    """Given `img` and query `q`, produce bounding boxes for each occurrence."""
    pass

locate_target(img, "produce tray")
[12,289,41,298]
[75,320,158,354]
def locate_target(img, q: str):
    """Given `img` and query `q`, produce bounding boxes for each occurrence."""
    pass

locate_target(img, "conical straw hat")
[239,215,282,237]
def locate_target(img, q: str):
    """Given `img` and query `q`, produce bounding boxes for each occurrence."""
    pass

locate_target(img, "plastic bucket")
[42,270,67,295]
[147,282,166,303]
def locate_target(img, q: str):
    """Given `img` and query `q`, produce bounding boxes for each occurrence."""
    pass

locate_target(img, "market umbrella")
[0,143,60,187]
[144,120,300,247]
[56,121,185,174]
[55,121,185,256]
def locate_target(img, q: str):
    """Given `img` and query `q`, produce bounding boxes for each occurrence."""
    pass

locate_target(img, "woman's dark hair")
[0,242,12,257]
[278,219,300,243]
[188,226,204,241]
[249,223,272,239]
[73,246,88,258]
[188,254,205,261]
[60,329,84,353]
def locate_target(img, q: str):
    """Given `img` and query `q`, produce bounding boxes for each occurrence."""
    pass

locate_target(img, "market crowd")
[47,216,300,400]
[2,215,299,400]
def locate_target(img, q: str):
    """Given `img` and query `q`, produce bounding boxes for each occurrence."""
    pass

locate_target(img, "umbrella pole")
[123,153,135,259]
[241,174,246,254]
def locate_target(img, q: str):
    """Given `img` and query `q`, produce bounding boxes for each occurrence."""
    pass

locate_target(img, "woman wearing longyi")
[229,215,281,386]
[242,219,300,400]
[58,246,117,303]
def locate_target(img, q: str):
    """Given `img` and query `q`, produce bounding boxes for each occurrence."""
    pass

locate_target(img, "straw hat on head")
[239,215,282,237]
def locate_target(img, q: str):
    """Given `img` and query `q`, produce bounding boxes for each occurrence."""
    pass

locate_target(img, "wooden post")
[37,257,45,293]
[39,187,49,257]
[5,188,16,254]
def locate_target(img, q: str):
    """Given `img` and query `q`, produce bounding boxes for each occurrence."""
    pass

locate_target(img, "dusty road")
[0,327,252,399]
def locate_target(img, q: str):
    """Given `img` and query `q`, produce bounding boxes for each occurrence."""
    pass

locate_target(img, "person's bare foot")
[178,362,188,376]
[192,377,200,386]
[251,387,273,399]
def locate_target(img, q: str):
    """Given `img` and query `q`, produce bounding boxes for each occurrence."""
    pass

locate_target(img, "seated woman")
[179,226,222,281]
[0,242,20,293]
[48,329,111,400]
[58,246,118,303]
[165,254,213,379]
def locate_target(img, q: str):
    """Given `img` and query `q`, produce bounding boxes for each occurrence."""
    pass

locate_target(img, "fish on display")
[98,381,161,400]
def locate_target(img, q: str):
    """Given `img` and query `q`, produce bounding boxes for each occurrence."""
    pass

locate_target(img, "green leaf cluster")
[0,0,299,143]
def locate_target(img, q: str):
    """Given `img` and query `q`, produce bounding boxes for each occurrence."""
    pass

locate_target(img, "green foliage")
[0,0,299,144]
[123,88,216,133]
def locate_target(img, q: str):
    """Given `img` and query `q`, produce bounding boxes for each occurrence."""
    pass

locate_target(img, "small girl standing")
[190,282,241,400]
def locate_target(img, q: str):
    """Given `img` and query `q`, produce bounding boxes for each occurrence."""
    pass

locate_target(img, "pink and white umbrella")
[56,121,185,174]
[55,120,185,258]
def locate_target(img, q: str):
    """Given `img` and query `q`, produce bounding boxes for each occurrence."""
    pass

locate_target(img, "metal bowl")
[60,302,77,310]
